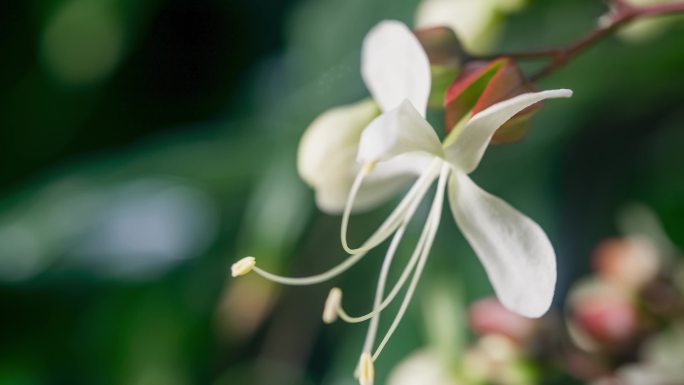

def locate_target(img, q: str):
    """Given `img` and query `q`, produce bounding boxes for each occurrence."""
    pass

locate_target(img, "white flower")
[233,20,571,383]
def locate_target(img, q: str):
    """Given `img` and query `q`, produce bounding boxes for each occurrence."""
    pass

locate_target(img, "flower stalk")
[469,1,684,81]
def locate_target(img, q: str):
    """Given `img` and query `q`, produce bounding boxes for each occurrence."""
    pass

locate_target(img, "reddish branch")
[474,1,684,82]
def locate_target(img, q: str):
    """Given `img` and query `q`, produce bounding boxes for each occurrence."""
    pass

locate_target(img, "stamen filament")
[247,159,442,287]
[372,163,450,361]
[341,158,442,255]
[250,250,367,286]
[335,217,430,324]
[336,160,443,325]
[361,222,406,354]
[247,160,441,287]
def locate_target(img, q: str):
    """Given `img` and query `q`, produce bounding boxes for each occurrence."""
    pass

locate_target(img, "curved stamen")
[341,158,442,255]
[336,215,430,324]
[360,221,405,353]
[250,250,368,286]
[246,159,441,287]
[372,163,450,361]
[337,160,442,325]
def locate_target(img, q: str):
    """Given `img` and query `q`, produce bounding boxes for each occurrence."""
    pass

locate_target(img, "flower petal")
[444,89,572,173]
[362,20,431,116]
[448,169,556,318]
[298,99,379,188]
[315,152,434,214]
[357,100,443,164]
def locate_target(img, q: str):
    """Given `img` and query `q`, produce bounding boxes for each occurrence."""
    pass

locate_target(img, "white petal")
[297,99,432,214]
[444,89,572,173]
[448,169,556,318]
[362,20,431,116]
[315,152,433,214]
[298,99,379,188]
[357,100,443,164]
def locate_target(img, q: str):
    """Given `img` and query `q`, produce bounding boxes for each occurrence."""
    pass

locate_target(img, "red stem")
[473,1,684,82]
[640,1,684,16]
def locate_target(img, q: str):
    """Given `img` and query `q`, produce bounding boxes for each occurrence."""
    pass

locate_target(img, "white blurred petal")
[357,100,442,164]
[415,0,498,53]
[297,99,379,188]
[314,151,433,214]
[618,364,671,385]
[447,170,556,318]
[362,20,431,115]
[297,99,425,214]
[388,350,459,385]
[444,89,572,173]
[415,0,526,53]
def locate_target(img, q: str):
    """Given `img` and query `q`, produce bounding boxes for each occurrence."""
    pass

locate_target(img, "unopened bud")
[567,279,638,350]
[323,287,343,324]
[469,297,536,343]
[593,236,660,291]
[231,257,256,277]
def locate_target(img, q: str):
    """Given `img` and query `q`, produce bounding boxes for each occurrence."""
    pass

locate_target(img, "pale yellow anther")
[358,353,374,385]
[322,287,343,324]
[231,256,256,277]
[362,161,377,176]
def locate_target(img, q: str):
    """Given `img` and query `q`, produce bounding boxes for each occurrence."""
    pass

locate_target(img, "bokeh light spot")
[40,0,124,86]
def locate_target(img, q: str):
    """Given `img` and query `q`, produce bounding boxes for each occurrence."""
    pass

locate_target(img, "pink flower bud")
[568,279,640,349]
[574,297,637,345]
[469,297,537,343]
[592,237,660,291]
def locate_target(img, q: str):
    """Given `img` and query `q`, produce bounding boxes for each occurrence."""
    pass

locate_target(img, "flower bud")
[469,296,536,343]
[568,279,639,350]
[592,236,660,291]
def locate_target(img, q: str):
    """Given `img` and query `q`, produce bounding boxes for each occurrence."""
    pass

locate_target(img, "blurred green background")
[1,0,683,384]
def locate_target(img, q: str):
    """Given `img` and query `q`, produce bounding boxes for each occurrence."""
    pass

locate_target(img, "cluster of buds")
[387,295,556,385]
[388,229,683,385]
[453,232,684,385]
[565,236,684,384]
[461,298,545,385]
